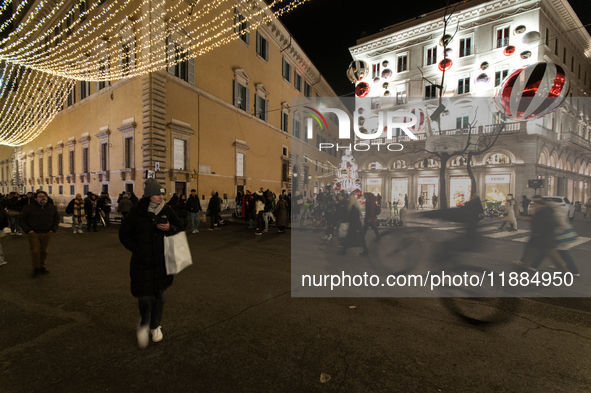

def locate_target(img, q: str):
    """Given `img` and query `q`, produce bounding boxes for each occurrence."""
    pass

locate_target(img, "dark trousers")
[209,212,220,228]
[138,290,166,329]
[87,217,98,231]
[27,232,53,270]
[363,222,380,239]
[256,211,265,232]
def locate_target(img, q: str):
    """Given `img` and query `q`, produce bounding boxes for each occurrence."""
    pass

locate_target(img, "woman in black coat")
[119,179,182,348]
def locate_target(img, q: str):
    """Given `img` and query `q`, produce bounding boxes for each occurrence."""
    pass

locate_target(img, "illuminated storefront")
[366,178,383,196]
[391,178,408,207]
[484,174,511,204]
[418,177,439,207]
[450,177,471,207]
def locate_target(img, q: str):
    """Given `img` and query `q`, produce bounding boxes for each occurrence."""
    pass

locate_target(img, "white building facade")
[349,0,591,209]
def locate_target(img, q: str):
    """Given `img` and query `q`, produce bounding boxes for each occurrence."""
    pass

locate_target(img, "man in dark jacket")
[207,190,221,231]
[19,190,60,277]
[84,193,101,232]
[186,189,202,233]
[97,192,111,226]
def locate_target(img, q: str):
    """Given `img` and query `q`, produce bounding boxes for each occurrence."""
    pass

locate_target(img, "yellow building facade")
[0,2,346,210]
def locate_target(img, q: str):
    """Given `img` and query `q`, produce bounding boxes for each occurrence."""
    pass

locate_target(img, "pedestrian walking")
[521,195,531,216]
[338,194,369,256]
[376,193,382,208]
[404,194,409,209]
[19,190,60,277]
[117,193,133,219]
[418,195,424,209]
[263,190,274,232]
[6,191,23,235]
[118,178,182,349]
[176,194,189,231]
[584,197,591,219]
[186,189,202,233]
[499,194,518,231]
[66,193,85,233]
[432,194,438,208]
[254,190,266,236]
[320,193,338,241]
[97,192,111,226]
[274,195,288,233]
[362,193,380,241]
[207,191,221,231]
[84,193,101,232]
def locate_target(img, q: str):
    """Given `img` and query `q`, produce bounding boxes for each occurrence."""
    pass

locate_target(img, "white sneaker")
[0,261,7,266]
[16,232,22,236]
[10,232,15,236]
[137,324,149,349]
[195,230,199,233]
[151,326,163,342]
[263,229,268,233]
[192,230,197,233]
[77,229,83,234]
[320,235,329,240]
[73,230,77,234]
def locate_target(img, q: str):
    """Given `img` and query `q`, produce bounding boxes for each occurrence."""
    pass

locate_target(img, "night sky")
[279,0,591,97]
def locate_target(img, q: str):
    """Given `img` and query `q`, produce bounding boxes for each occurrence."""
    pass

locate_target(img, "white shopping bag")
[338,223,349,238]
[164,231,193,275]
[63,216,73,224]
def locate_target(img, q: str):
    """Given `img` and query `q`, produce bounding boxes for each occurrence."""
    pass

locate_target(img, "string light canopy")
[0,0,311,81]
[0,0,311,145]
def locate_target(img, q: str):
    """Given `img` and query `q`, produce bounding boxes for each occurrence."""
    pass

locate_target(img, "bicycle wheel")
[440,297,520,326]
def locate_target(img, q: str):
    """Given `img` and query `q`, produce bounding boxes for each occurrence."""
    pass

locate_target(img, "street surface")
[1,213,591,392]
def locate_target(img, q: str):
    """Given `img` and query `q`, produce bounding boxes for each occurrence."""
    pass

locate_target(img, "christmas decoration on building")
[480,61,490,70]
[520,50,532,59]
[355,81,370,97]
[381,68,392,79]
[503,45,516,56]
[475,73,490,84]
[439,34,453,47]
[333,149,361,196]
[438,58,453,71]
[347,60,369,83]
[514,25,527,35]
[495,62,570,121]
[381,60,389,67]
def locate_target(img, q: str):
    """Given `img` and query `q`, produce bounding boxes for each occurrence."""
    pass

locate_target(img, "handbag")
[338,222,349,238]
[556,226,577,245]
[164,231,193,274]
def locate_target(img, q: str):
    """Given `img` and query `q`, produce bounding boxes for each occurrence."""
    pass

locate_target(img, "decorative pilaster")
[142,72,167,184]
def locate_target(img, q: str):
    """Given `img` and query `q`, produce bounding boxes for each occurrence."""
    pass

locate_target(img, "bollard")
[400,206,408,226]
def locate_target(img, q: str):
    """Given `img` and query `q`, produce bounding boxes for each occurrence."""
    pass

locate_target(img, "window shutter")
[281,112,285,130]
[264,39,269,61]
[167,39,175,74]
[233,80,239,107]
[264,99,268,121]
[256,31,260,54]
[188,56,195,85]
[245,87,250,112]
[293,118,296,137]
[245,21,250,44]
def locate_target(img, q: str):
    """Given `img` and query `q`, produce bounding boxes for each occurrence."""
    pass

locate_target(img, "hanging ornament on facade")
[381,68,393,79]
[475,73,490,84]
[384,90,391,97]
[503,45,516,56]
[521,31,541,46]
[445,48,453,57]
[514,25,527,35]
[438,58,453,71]
[494,62,570,121]
[439,34,453,47]
[358,107,365,114]
[355,81,370,97]
[382,60,389,67]
[382,82,389,89]
[520,50,532,59]
[480,61,490,70]
[347,60,370,83]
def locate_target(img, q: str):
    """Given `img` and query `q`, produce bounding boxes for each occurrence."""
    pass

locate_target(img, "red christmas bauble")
[355,82,370,97]
[503,45,516,56]
[438,58,453,71]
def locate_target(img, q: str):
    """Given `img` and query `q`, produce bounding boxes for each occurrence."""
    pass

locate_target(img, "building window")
[294,71,302,91]
[235,9,250,44]
[100,143,107,171]
[304,81,312,98]
[555,38,559,56]
[255,94,268,121]
[83,184,89,195]
[282,58,292,82]
[578,64,581,80]
[457,77,470,94]
[173,138,186,170]
[80,0,87,22]
[233,81,249,111]
[397,54,408,73]
[256,31,269,61]
[39,156,43,177]
[293,118,301,139]
[58,153,63,175]
[396,87,407,105]
[169,43,192,82]
[282,162,288,182]
[425,84,437,99]
[122,43,132,77]
[47,155,52,176]
[30,160,34,179]
[371,97,380,110]
[485,153,511,165]
[59,185,63,195]
[571,57,574,72]
[98,57,109,91]
[82,148,89,173]
[495,69,509,87]
[545,28,549,46]
[66,11,74,37]
[304,166,309,185]
[70,185,75,195]
[456,116,470,129]
[426,46,437,66]
[48,186,52,195]
[80,80,90,100]
[496,26,510,48]
[124,137,133,168]
[563,47,567,64]
[372,63,380,79]
[69,151,75,174]
[67,86,76,106]
[459,37,472,57]
[281,111,289,132]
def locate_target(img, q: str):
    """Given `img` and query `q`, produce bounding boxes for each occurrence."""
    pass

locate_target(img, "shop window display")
[485,153,511,165]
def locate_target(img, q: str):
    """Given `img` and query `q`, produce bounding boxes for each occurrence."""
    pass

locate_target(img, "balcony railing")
[364,122,519,145]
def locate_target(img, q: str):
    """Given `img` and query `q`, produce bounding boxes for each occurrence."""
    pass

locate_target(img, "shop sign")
[418,177,438,185]
[485,174,510,184]
[367,178,383,185]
